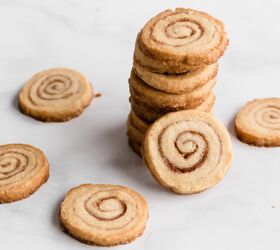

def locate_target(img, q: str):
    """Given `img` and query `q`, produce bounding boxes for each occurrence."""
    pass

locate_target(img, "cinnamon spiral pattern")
[60,184,148,246]
[19,68,93,122]
[137,8,228,73]
[0,144,49,203]
[142,110,232,194]
[235,98,280,146]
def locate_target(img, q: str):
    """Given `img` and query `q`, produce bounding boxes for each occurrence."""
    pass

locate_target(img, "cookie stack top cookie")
[134,8,228,74]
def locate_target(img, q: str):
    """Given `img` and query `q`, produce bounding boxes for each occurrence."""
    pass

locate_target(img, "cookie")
[235,98,280,146]
[129,70,216,109]
[133,60,218,94]
[0,144,49,203]
[142,110,232,194]
[130,93,215,123]
[134,34,199,74]
[127,111,149,156]
[139,8,228,72]
[19,68,94,122]
[127,113,146,144]
[129,110,149,133]
[60,184,148,246]
[128,139,142,157]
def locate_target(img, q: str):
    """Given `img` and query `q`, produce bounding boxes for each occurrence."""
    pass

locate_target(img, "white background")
[0,0,280,249]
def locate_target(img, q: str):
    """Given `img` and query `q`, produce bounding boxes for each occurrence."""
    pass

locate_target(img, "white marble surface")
[0,0,280,249]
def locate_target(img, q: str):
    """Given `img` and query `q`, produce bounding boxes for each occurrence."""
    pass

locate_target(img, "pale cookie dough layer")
[142,110,232,194]
[0,144,49,203]
[130,93,215,123]
[235,98,280,146]
[129,71,216,109]
[60,184,148,247]
[140,8,228,68]
[19,68,94,122]
[133,60,218,94]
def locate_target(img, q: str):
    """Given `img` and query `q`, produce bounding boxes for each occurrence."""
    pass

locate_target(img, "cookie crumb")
[94,93,102,98]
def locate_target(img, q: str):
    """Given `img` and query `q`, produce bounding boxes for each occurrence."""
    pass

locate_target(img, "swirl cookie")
[0,144,49,203]
[235,98,280,146]
[133,60,218,94]
[130,93,215,123]
[60,184,148,246]
[19,68,94,122]
[137,8,228,73]
[142,110,232,194]
[129,71,216,109]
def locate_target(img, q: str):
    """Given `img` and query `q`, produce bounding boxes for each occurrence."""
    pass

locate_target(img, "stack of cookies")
[127,8,228,155]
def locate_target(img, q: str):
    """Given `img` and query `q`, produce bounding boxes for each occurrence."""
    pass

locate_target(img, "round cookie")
[235,98,280,146]
[139,8,228,72]
[60,184,148,246]
[133,60,218,94]
[129,71,216,108]
[0,144,49,203]
[19,68,94,122]
[130,93,215,123]
[142,110,232,194]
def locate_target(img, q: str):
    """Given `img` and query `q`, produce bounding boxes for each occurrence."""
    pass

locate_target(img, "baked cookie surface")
[133,60,218,94]
[235,98,280,146]
[130,93,215,123]
[142,110,232,194]
[129,70,216,108]
[60,184,148,246]
[19,68,93,122]
[137,8,228,73]
[0,144,49,203]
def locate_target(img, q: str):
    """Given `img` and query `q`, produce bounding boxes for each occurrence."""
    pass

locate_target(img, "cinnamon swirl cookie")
[60,184,148,246]
[19,68,93,122]
[142,110,232,194]
[130,93,215,123]
[129,71,216,108]
[133,60,218,94]
[235,98,280,146]
[137,8,228,73]
[0,144,49,203]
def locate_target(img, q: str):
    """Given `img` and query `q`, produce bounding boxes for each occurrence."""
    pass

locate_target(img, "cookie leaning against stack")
[127,8,228,156]
[142,110,232,194]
